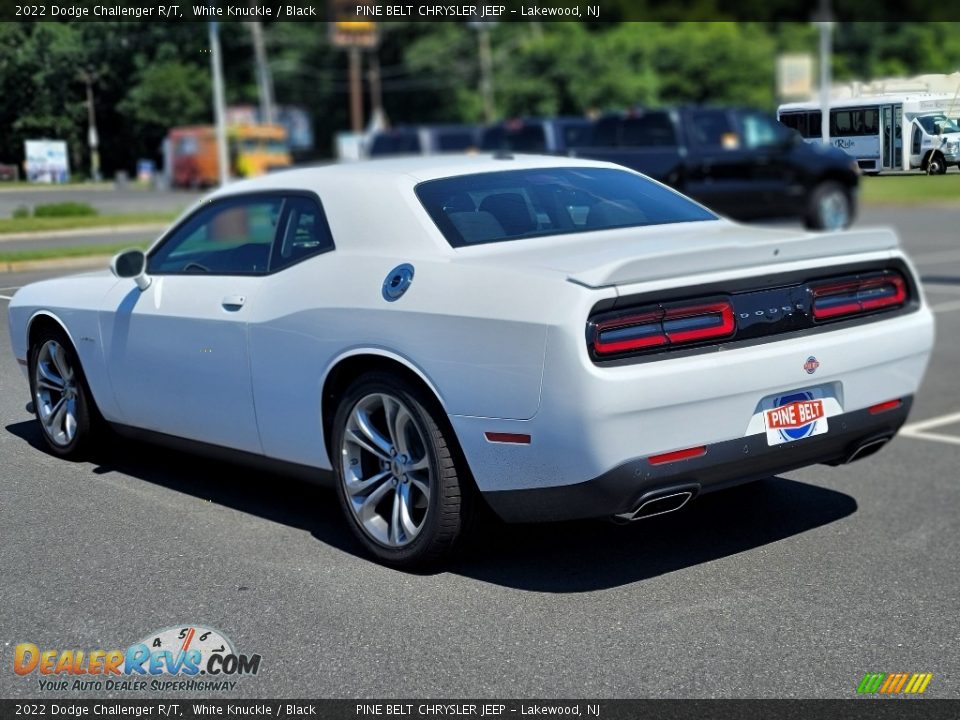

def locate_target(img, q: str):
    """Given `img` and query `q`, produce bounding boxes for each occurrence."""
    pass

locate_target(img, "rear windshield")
[415,167,717,247]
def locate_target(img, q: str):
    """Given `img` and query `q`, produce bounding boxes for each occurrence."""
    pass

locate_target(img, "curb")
[2,255,112,274]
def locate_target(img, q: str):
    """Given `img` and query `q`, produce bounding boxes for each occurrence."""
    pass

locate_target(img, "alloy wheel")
[340,392,433,548]
[33,339,79,447]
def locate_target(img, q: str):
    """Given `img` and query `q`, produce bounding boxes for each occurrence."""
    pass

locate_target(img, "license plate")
[764,392,828,446]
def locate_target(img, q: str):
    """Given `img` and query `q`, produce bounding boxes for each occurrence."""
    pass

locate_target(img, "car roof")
[208,153,624,198]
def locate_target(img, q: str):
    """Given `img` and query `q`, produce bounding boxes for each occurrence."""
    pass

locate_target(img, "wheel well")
[817,170,858,190]
[26,314,106,423]
[27,314,69,353]
[321,354,446,458]
[921,149,944,169]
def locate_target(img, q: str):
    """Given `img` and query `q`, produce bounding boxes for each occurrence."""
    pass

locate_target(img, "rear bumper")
[483,398,911,523]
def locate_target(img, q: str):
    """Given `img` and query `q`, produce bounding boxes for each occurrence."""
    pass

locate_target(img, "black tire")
[925,152,947,175]
[27,326,99,458]
[331,372,472,569]
[804,181,854,231]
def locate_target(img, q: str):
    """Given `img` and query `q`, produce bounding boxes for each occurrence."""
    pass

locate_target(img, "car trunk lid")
[456,221,900,290]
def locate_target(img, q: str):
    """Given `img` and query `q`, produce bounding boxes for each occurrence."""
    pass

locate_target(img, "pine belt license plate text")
[764,396,828,446]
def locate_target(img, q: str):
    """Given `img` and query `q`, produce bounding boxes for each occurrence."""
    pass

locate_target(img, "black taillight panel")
[588,266,914,363]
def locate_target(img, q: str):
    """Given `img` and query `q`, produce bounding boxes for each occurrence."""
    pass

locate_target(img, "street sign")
[329,0,379,48]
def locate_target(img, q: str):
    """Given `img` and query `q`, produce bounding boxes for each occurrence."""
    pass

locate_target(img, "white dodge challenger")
[7,155,935,567]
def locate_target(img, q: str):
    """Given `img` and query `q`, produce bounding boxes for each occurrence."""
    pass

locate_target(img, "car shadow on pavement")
[450,477,858,592]
[4,420,360,558]
[6,420,857,591]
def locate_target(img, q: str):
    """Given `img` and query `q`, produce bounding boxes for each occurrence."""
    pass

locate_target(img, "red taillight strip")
[869,399,903,415]
[662,302,735,344]
[593,310,666,354]
[648,446,706,466]
[593,300,734,356]
[484,432,531,444]
[813,274,907,320]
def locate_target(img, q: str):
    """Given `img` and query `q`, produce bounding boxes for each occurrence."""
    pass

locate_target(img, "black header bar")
[0,0,955,22]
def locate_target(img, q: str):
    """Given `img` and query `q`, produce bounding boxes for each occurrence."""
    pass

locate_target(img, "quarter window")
[271,196,335,272]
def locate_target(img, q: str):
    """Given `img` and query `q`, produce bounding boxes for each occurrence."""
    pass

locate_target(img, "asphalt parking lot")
[0,205,958,700]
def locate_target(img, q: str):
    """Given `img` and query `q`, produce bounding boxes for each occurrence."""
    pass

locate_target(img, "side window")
[270,195,335,272]
[912,122,922,154]
[831,110,854,137]
[779,113,808,137]
[148,196,283,275]
[622,112,677,147]
[688,110,739,149]
[741,113,782,149]
[808,112,822,139]
[590,118,620,147]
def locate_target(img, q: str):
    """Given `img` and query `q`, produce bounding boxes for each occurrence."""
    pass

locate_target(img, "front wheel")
[331,372,471,568]
[804,181,853,231]
[924,151,948,175]
[28,328,98,458]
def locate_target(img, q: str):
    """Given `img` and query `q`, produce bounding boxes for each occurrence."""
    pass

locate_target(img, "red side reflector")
[484,432,531,445]
[648,446,706,466]
[869,399,902,415]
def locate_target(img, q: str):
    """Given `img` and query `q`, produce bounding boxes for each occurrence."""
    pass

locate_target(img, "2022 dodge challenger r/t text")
[7,155,934,567]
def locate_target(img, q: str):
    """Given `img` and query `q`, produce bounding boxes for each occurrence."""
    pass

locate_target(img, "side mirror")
[110,249,151,291]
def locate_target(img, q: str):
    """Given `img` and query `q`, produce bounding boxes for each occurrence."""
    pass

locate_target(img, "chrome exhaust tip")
[845,436,891,464]
[613,489,695,523]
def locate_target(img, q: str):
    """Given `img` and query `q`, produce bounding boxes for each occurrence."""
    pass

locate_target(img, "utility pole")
[79,69,100,181]
[816,0,833,145]
[348,46,364,133]
[471,21,497,123]
[209,18,230,185]
[248,21,275,125]
[367,49,383,122]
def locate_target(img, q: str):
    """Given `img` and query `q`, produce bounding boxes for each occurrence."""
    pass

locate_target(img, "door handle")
[222,294,246,310]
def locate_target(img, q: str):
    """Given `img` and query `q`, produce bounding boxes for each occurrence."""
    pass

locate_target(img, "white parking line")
[900,410,960,447]
[0,294,12,301]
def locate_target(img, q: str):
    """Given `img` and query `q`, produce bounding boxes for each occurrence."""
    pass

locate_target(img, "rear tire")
[331,372,472,569]
[804,181,853,231]
[27,327,98,458]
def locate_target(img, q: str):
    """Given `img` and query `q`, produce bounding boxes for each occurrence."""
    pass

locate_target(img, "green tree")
[119,61,211,137]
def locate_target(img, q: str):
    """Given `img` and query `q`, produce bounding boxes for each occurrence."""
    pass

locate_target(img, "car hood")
[455,221,900,289]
